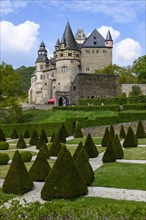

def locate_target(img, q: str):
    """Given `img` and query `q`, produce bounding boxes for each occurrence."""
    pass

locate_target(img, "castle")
[29,22,120,106]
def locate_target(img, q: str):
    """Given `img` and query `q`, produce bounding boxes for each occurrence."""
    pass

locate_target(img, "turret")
[75,29,86,44]
[105,30,113,48]
[35,41,49,71]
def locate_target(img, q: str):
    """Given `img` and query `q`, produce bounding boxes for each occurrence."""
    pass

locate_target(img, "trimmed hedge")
[20,151,32,162]
[0,152,9,165]
[0,128,6,142]
[0,142,9,150]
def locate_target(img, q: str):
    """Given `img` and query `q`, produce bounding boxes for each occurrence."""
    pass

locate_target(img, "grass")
[93,162,146,190]
[0,150,37,160]
[124,147,146,160]
[67,137,102,145]
[138,138,146,145]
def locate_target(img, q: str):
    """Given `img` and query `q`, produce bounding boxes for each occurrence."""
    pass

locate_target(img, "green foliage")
[29,149,51,181]
[23,129,30,138]
[0,152,9,165]
[102,142,116,163]
[50,132,56,143]
[0,141,9,150]
[61,123,68,137]
[119,125,126,139]
[41,146,88,200]
[112,134,124,159]
[129,85,142,97]
[0,128,6,141]
[108,125,115,146]
[73,141,85,160]
[75,147,94,185]
[57,126,66,143]
[132,55,146,83]
[40,140,50,159]
[84,133,98,158]
[11,128,19,139]
[40,129,48,143]
[36,137,43,149]
[16,135,27,149]
[136,120,145,138]
[123,127,138,148]
[101,127,109,147]
[74,121,83,138]
[20,151,32,162]
[29,130,39,146]
[3,151,33,195]
[49,136,62,156]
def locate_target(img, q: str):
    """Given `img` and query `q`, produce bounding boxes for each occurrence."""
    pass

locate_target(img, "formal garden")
[0,98,146,219]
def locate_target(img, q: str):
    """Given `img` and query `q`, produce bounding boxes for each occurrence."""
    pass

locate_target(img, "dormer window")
[93,41,97,45]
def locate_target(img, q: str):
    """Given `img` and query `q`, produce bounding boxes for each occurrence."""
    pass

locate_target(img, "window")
[92,50,94,53]
[86,50,90,53]
[76,54,79,57]
[60,53,63,57]
[103,50,106,53]
[68,53,72,56]
[40,75,43,80]
[47,74,49,78]
[45,83,47,86]
[93,41,97,45]
[73,85,76,91]
[62,66,67,73]
[94,36,96,39]
[71,60,74,63]
[96,50,99,53]
[40,65,43,70]
[86,67,90,72]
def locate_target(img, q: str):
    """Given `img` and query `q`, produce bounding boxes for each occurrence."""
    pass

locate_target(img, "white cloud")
[1,0,28,15]
[97,26,120,41]
[1,20,40,52]
[113,38,141,66]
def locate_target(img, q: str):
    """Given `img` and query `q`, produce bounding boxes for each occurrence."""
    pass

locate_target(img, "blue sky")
[1,0,145,68]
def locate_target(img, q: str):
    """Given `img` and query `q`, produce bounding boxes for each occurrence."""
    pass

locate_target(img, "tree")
[132,55,146,83]
[0,63,22,123]
[29,130,39,146]
[136,120,145,138]
[0,128,6,141]
[74,121,83,138]
[16,135,27,149]
[23,129,30,138]
[40,140,50,159]
[101,127,109,147]
[73,141,85,160]
[107,125,115,146]
[50,132,56,143]
[84,133,98,158]
[112,134,124,159]
[49,136,62,156]
[40,129,48,143]
[102,142,116,163]
[123,127,138,148]
[129,85,142,97]
[119,125,126,139]
[11,129,19,139]
[57,126,66,143]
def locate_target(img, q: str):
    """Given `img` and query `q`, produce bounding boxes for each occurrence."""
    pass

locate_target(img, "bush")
[49,136,62,156]
[136,120,146,138]
[40,140,50,159]
[36,138,44,150]
[16,135,27,149]
[107,125,115,146]
[11,129,19,139]
[74,121,83,138]
[75,147,94,185]
[0,141,9,150]
[84,133,98,158]
[29,130,39,146]
[57,126,66,143]
[41,146,88,200]
[20,151,32,162]
[119,125,126,139]
[29,150,51,181]
[40,129,48,143]
[0,152,9,165]
[23,129,30,138]
[102,142,116,163]
[3,151,33,195]
[101,127,109,147]
[123,127,138,148]
[112,134,124,159]
[0,128,6,142]
[50,132,56,143]
[73,141,85,160]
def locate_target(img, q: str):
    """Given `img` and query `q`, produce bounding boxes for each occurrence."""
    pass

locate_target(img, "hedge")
[20,151,32,162]
[0,152,9,165]
[0,142,9,150]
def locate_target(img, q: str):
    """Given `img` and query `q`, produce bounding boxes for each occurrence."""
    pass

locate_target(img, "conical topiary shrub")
[0,128,6,142]
[29,149,51,181]
[74,121,83,138]
[73,141,85,160]
[36,137,44,149]
[50,132,56,143]
[102,142,116,163]
[112,134,124,159]
[61,123,68,138]
[3,151,33,195]
[11,129,19,139]
[84,133,98,158]
[57,126,66,143]
[41,146,88,200]
[29,130,39,146]
[23,129,30,138]
[119,125,126,139]
[108,125,115,146]
[16,135,27,149]
[40,129,48,143]
[40,140,50,159]
[49,136,62,156]
[123,126,138,148]
[101,127,109,147]
[75,147,94,185]
[136,120,145,138]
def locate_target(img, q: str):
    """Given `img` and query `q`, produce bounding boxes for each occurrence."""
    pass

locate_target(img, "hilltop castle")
[29,22,120,106]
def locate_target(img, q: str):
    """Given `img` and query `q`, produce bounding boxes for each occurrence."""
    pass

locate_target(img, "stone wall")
[122,84,146,96]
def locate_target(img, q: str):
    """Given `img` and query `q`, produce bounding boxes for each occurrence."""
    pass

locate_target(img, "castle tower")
[75,29,86,44]
[55,22,81,105]
[35,41,49,71]
[105,30,113,48]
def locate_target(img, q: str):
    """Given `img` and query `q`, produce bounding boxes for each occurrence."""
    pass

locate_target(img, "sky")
[0,0,146,69]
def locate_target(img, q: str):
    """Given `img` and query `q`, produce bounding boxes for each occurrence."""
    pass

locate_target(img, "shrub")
[29,130,39,146]
[112,134,124,159]
[50,132,56,143]
[119,125,126,139]
[0,141,9,150]
[75,147,94,185]
[16,135,27,149]
[107,125,115,146]
[20,151,32,162]
[123,127,138,148]
[101,127,109,147]
[0,153,9,165]
[36,138,44,150]
[23,129,30,138]
[61,123,68,138]
[11,129,19,139]
[73,141,85,160]
[41,146,88,200]
[3,151,33,195]
[29,150,51,181]
[136,120,146,138]
[0,128,6,142]
[74,121,83,138]
[57,126,66,143]
[102,142,116,163]
[49,136,62,157]
[40,129,48,143]
[40,140,50,159]
[84,133,98,158]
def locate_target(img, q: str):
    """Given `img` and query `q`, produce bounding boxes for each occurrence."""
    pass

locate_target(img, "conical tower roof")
[35,41,49,63]
[106,30,113,41]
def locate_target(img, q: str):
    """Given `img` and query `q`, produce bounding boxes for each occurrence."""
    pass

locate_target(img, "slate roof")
[81,29,106,48]
[106,30,113,41]
[36,41,49,63]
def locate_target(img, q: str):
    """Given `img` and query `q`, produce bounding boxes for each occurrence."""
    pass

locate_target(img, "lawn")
[124,147,146,160]
[138,138,146,145]
[93,162,146,190]
[0,150,37,160]
[66,137,102,145]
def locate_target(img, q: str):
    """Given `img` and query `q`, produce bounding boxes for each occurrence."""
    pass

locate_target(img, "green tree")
[74,121,83,138]
[84,133,98,158]
[0,63,22,123]
[129,85,142,96]
[16,135,27,149]
[101,127,109,147]
[136,120,145,138]
[132,55,146,83]
[0,128,6,141]
[123,127,138,148]
[112,134,124,159]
